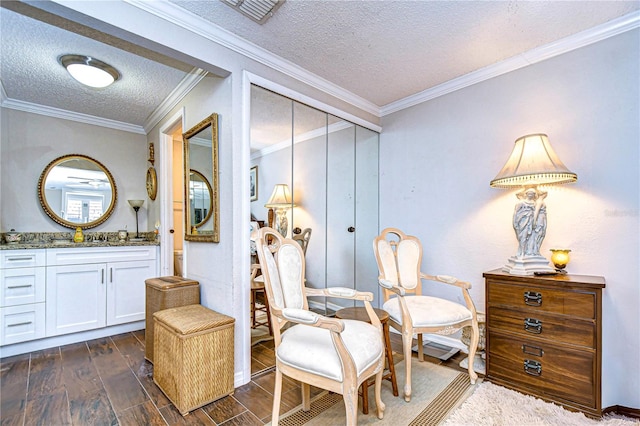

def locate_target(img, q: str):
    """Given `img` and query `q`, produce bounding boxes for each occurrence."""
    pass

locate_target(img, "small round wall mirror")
[38,154,117,229]
[189,169,213,228]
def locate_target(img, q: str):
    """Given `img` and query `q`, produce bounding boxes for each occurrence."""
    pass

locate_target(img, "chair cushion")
[276,320,383,382]
[383,295,472,328]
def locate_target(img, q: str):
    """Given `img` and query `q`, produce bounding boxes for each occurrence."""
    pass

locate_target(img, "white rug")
[442,381,639,426]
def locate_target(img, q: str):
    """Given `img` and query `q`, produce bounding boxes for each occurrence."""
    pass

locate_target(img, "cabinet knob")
[169,229,175,234]
[347,226,355,233]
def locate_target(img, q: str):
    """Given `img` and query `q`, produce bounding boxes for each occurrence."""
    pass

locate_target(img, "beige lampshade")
[265,184,295,208]
[128,199,145,208]
[490,134,577,188]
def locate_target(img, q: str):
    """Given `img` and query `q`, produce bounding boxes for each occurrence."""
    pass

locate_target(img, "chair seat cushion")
[383,295,472,328]
[277,319,383,381]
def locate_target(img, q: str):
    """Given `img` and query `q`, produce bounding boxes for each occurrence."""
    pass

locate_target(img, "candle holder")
[550,249,571,273]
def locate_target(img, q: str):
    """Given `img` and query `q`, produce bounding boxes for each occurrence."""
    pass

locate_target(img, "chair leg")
[301,382,311,411]
[374,369,385,419]
[402,329,413,402]
[343,386,359,426]
[467,321,480,384]
[361,379,369,414]
[417,333,424,362]
[271,368,283,425]
[250,288,257,327]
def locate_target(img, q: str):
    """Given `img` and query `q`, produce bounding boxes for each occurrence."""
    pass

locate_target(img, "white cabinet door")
[46,263,106,336]
[106,260,155,325]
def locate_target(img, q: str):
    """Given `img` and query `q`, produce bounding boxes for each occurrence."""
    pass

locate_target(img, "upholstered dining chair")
[255,227,386,425]
[373,227,479,402]
[292,227,312,255]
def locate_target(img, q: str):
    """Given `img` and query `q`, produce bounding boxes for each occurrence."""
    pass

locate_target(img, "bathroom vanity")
[0,242,159,357]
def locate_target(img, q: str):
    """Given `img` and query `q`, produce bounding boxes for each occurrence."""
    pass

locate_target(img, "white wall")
[380,30,639,408]
[0,109,147,232]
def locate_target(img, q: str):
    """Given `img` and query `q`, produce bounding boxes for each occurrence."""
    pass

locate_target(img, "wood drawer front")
[488,306,595,348]
[488,332,595,408]
[488,281,595,319]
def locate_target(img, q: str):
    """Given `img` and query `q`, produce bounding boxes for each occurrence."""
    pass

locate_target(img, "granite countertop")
[0,240,160,250]
[0,231,160,250]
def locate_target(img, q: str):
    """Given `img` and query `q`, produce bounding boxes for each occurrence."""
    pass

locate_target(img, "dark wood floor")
[1,329,473,425]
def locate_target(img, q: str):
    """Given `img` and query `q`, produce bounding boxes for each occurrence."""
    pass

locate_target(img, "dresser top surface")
[483,269,606,288]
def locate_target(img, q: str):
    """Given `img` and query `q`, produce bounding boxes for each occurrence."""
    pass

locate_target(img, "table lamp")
[265,184,295,237]
[490,134,577,275]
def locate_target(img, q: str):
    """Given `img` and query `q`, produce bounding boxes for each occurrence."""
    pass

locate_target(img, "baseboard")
[603,405,640,419]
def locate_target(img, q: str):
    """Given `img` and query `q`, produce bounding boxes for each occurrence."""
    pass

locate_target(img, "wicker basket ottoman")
[145,276,200,363]
[153,304,235,416]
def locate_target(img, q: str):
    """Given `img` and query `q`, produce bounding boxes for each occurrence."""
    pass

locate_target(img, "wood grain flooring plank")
[24,389,71,426]
[59,342,103,399]
[68,387,117,426]
[232,381,274,421]
[201,395,247,424]
[217,410,263,426]
[27,348,64,401]
[159,405,216,425]
[101,369,149,415]
[87,337,130,376]
[0,353,29,423]
[110,333,172,409]
[117,400,167,426]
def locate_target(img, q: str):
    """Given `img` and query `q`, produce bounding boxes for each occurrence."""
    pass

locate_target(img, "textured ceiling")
[1,1,638,133]
[0,5,192,128]
[172,0,639,107]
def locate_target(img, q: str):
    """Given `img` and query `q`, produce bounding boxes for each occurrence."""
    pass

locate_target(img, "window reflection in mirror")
[38,154,117,229]
[183,113,219,242]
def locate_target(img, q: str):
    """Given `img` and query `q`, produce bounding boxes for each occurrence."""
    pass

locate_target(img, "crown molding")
[125,0,381,118]
[381,10,640,117]
[143,67,207,134]
[0,97,146,134]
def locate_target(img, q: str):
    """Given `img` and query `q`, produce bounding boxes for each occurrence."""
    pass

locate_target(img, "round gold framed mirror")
[38,154,117,229]
[189,169,213,228]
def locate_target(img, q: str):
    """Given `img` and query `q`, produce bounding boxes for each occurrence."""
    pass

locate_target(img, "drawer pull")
[7,284,33,289]
[524,318,542,334]
[522,344,544,357]
[524,359,542,376]
[7,321,33,327]
[6,256,35,262]
[524,291,542,306]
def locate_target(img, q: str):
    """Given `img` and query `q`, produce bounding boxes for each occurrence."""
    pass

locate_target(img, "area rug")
[251,307,273,346]
[270,360,477,425]
[442,381,639,426]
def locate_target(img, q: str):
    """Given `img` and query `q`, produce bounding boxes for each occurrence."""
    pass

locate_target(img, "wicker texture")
[145,276,200,363]
[153,304,235,416]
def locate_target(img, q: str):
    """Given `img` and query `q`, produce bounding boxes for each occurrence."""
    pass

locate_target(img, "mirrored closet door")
[250,84,380,314]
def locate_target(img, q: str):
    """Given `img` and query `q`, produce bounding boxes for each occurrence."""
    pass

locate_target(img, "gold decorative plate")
[146,166,157,200]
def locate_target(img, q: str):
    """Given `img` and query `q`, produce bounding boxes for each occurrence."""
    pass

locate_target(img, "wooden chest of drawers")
[484,269,605,418]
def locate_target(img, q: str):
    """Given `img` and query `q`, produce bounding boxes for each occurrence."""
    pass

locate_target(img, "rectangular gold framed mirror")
[183,113,219,242]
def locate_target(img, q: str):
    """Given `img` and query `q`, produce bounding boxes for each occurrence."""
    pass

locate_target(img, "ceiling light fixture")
[221,0,284,24]
[59,54,121,88]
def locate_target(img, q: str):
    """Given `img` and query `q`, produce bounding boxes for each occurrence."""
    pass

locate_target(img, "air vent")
[221,0,284,24]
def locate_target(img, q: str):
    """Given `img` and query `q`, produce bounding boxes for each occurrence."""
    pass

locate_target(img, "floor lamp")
[128,199,145,241]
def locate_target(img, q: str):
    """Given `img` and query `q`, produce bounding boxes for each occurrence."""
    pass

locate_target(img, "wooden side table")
[335,306,399,414]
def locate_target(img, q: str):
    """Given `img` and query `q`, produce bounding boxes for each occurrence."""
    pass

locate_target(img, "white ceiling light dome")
[59,54,121,88]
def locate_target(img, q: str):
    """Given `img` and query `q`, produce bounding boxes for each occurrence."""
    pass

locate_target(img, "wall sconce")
[490,134,577,275]
[265,184,295,237]
[127,199,145,241]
